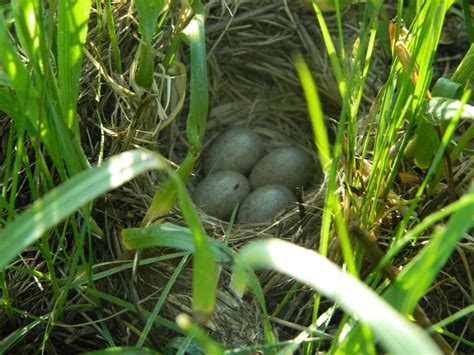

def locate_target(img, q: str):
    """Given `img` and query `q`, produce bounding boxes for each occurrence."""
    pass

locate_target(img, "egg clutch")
[192,127,319,224]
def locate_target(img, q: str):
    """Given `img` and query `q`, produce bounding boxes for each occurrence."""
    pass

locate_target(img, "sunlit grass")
[0,0,472,353]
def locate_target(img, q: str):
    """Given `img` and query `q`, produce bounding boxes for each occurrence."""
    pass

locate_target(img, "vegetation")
[0,0,473,354]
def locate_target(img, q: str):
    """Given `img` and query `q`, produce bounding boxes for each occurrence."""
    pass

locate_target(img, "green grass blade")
[231,239,440,354]
[451,43,474,84]
[294,55,356,277]
[431,77,463,98]
[141,151,197,227]
[57,0,92,130]
[12,1,48,79]
[135,42,155,89]
[0,12,38,134]
[0,315,48,353]
[137,255,189,347]
[0,150,169,269]
[103,0,122,72]
[461,0,474,44]
[134,0,165,88]
[182,1,208,148]
[121,223,232,264]
[141,0,208,227]
[122,223,275,344]
[176,314,224,354]
[294,55,331,170]
[172,173,217,322]
[427,305,474,333]
[135,0,165,45]
[311,2,346,99]
[384,184,474,314]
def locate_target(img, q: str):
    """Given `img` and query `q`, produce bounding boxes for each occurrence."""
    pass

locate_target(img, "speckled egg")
[203,127,265,175]
[193,170,251,221]
[249,146,316,190]
[237,184,296,224]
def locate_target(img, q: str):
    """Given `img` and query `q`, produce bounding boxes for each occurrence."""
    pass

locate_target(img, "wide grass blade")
[451,43,474,84]
[134,0,166,88]
[141,151,196,227]
[122,223,232,264]
[103,0,122,72]
[163,175,216,323]
[182,1,208,149]
[231,239,440,354]
[0,11,39,134]
[0,150,169,269]
[58,0,92,130]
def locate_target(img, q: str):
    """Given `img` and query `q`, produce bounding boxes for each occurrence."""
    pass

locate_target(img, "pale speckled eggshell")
[193,170,251,221]
[249,146,316,190]
[237,184,296,224]
[203,128,265,175]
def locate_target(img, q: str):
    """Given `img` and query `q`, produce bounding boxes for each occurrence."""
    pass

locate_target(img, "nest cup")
[84,1,346,348]
[168,1,339,344]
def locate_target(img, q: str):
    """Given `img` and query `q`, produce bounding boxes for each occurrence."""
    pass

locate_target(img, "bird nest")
[6,0,470,352]
[0,0,472,353]
[77,1,361,348]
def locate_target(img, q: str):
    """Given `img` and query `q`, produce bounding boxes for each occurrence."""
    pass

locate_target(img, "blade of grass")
[0,11,39,135]
[134,0,166,88]
[451,44,474,84]
[0,314,48,353]
[0,150,169,269]
[461,0,474,44]
[141,151,197,227]
[176,314,224,355]
[172,173,216,323]
[122,223,232,264]
[75,286,179,332]
[384,183,474,314]
[182,0,208,149]
[231,239,440,354]
[311,1,347,99]
[103,0,122,72]
[294,55,356,276]
[427,305,474,334]
[294,55,331,169]
[122,223,275,344]
[141,0,208,226]
[58,0,92,131]
[136,255,189,347]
